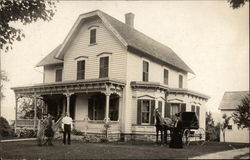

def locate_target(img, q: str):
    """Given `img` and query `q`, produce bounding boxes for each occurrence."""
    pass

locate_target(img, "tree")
[0,0,57,52]
[0,116,14,137]
[0,0,57,116]
[206,112,220,141]
[232,95,250,129]
[221,114,231,142]
[228,0,248,9]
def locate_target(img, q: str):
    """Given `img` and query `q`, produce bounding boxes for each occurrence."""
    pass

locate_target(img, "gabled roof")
[218,91,249,110]
[37,10,194,74]
[36,45,63,67]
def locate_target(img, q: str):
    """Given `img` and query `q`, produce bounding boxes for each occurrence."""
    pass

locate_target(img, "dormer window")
[90,29,96,44]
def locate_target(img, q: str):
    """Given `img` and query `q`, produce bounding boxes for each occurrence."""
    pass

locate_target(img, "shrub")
[72,128,84,136]
[17,128,37,138]
[0,116,13,137]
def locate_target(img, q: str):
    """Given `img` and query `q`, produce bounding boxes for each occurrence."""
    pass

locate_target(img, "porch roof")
[169,88,210,100]
[11,78,126,95]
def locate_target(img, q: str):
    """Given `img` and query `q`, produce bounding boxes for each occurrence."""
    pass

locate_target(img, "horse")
[154,108,174,145]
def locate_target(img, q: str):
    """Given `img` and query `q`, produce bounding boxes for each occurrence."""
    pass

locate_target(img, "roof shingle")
[218,91,249,110]
[36,10,194,74]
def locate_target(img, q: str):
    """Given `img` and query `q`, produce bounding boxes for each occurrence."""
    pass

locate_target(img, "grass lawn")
[0,140,249,159]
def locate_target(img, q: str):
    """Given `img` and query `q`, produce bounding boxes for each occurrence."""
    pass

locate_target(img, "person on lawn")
[44,113,54,146]
[62,112,73,145]
[169,113,183,148]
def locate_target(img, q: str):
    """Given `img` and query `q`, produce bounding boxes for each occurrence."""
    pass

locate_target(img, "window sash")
[90,29,96,44]
[141,100,150,124]
[99,57,109,78]
[170,103,180,118]
[179,75,183,88]
[55,69,62,82]
[77,60,85,80]
[143,61,149,82]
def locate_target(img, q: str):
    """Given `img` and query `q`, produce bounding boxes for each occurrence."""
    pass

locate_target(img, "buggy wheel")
[195,128,205,145]
[182,129,190,146]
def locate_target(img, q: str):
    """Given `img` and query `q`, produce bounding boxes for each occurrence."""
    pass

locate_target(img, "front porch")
[11,78,125,140]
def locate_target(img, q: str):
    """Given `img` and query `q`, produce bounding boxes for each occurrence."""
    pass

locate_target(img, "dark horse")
[154,108,174,145]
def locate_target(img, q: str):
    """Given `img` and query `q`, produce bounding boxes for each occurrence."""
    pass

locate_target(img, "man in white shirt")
[61,113,73,145]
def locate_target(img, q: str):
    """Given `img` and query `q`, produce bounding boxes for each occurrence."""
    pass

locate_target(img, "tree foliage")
[18,97,44,119]
[0,0,57,52]
[0,70,8,98]
[228,0,248,9]
[206,112,220,141]
[221,114,231,142]
[232,95,250,129]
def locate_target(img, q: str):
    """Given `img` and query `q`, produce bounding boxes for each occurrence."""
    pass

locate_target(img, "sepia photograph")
[0,0,249,159]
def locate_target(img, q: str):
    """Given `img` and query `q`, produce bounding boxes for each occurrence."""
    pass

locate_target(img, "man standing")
[61,113,73,145]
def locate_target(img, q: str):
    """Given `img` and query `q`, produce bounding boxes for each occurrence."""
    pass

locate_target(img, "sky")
[1,1,249,122]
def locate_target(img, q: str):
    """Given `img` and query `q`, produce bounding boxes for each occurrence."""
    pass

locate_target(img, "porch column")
[63,92,73,115]
[33,94,37,129]
[105,93,110,123]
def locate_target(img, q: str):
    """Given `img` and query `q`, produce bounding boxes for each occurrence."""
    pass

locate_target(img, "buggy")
[179,112,205,145]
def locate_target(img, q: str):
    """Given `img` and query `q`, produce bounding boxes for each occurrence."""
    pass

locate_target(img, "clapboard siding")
[126,52,188,88]
[63,18,127,81]
[44,64,63,83]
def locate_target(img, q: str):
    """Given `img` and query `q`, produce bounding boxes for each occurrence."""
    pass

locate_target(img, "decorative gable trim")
[167,98,183,103]
[96,52,112,57]
[88,25,100,30]
[137,95,155,99]
[74,56,89,60]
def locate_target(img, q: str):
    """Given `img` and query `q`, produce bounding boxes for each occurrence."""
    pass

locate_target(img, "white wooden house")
[219,91,249,143]
[12,10,209,141]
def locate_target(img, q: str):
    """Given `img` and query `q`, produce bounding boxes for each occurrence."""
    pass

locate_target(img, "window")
[55,69,62,82]
[192,105,200,120]
[142,100,150,124]
[164,69,169,85]
[90,29,96,44]
[143,61,149,82]
[179,75,183,88]
[99,57,109,78]
[77,60,85,80]
[170,103,181,119]
[137,99,155,125]
[109,94,119,121]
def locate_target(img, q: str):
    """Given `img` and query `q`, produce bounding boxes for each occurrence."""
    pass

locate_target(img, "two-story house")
[12,10,209,141]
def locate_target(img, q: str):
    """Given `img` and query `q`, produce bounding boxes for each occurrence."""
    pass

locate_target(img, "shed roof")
[218,91,249,110]
[36,45,63,67]
[36,10,194,74]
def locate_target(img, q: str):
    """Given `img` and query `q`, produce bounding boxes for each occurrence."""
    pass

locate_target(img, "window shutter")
[196,106,200,118]
[88,98,93,120]
[181,103,186,112]
[150,100,155,125]
[158,101,162,114]
[165,102,171,118]
[137,100,142,125]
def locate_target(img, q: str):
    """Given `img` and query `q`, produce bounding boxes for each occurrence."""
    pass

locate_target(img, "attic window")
[90,29,96,44]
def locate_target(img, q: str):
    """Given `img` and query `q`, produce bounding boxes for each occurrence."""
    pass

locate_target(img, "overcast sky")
[1,1,249,122]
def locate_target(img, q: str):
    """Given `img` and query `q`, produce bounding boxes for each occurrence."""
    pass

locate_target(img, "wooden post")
[63,92,73,116]
[105,93,110,123]
[33,94,37,130]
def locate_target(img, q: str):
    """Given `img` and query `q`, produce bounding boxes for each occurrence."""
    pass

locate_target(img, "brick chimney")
[125,12,134,28]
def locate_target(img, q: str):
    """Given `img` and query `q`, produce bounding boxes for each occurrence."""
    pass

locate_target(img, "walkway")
[189,147,249,159]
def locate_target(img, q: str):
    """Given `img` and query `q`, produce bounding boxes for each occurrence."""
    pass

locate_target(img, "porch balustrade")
[16,119,39,129]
